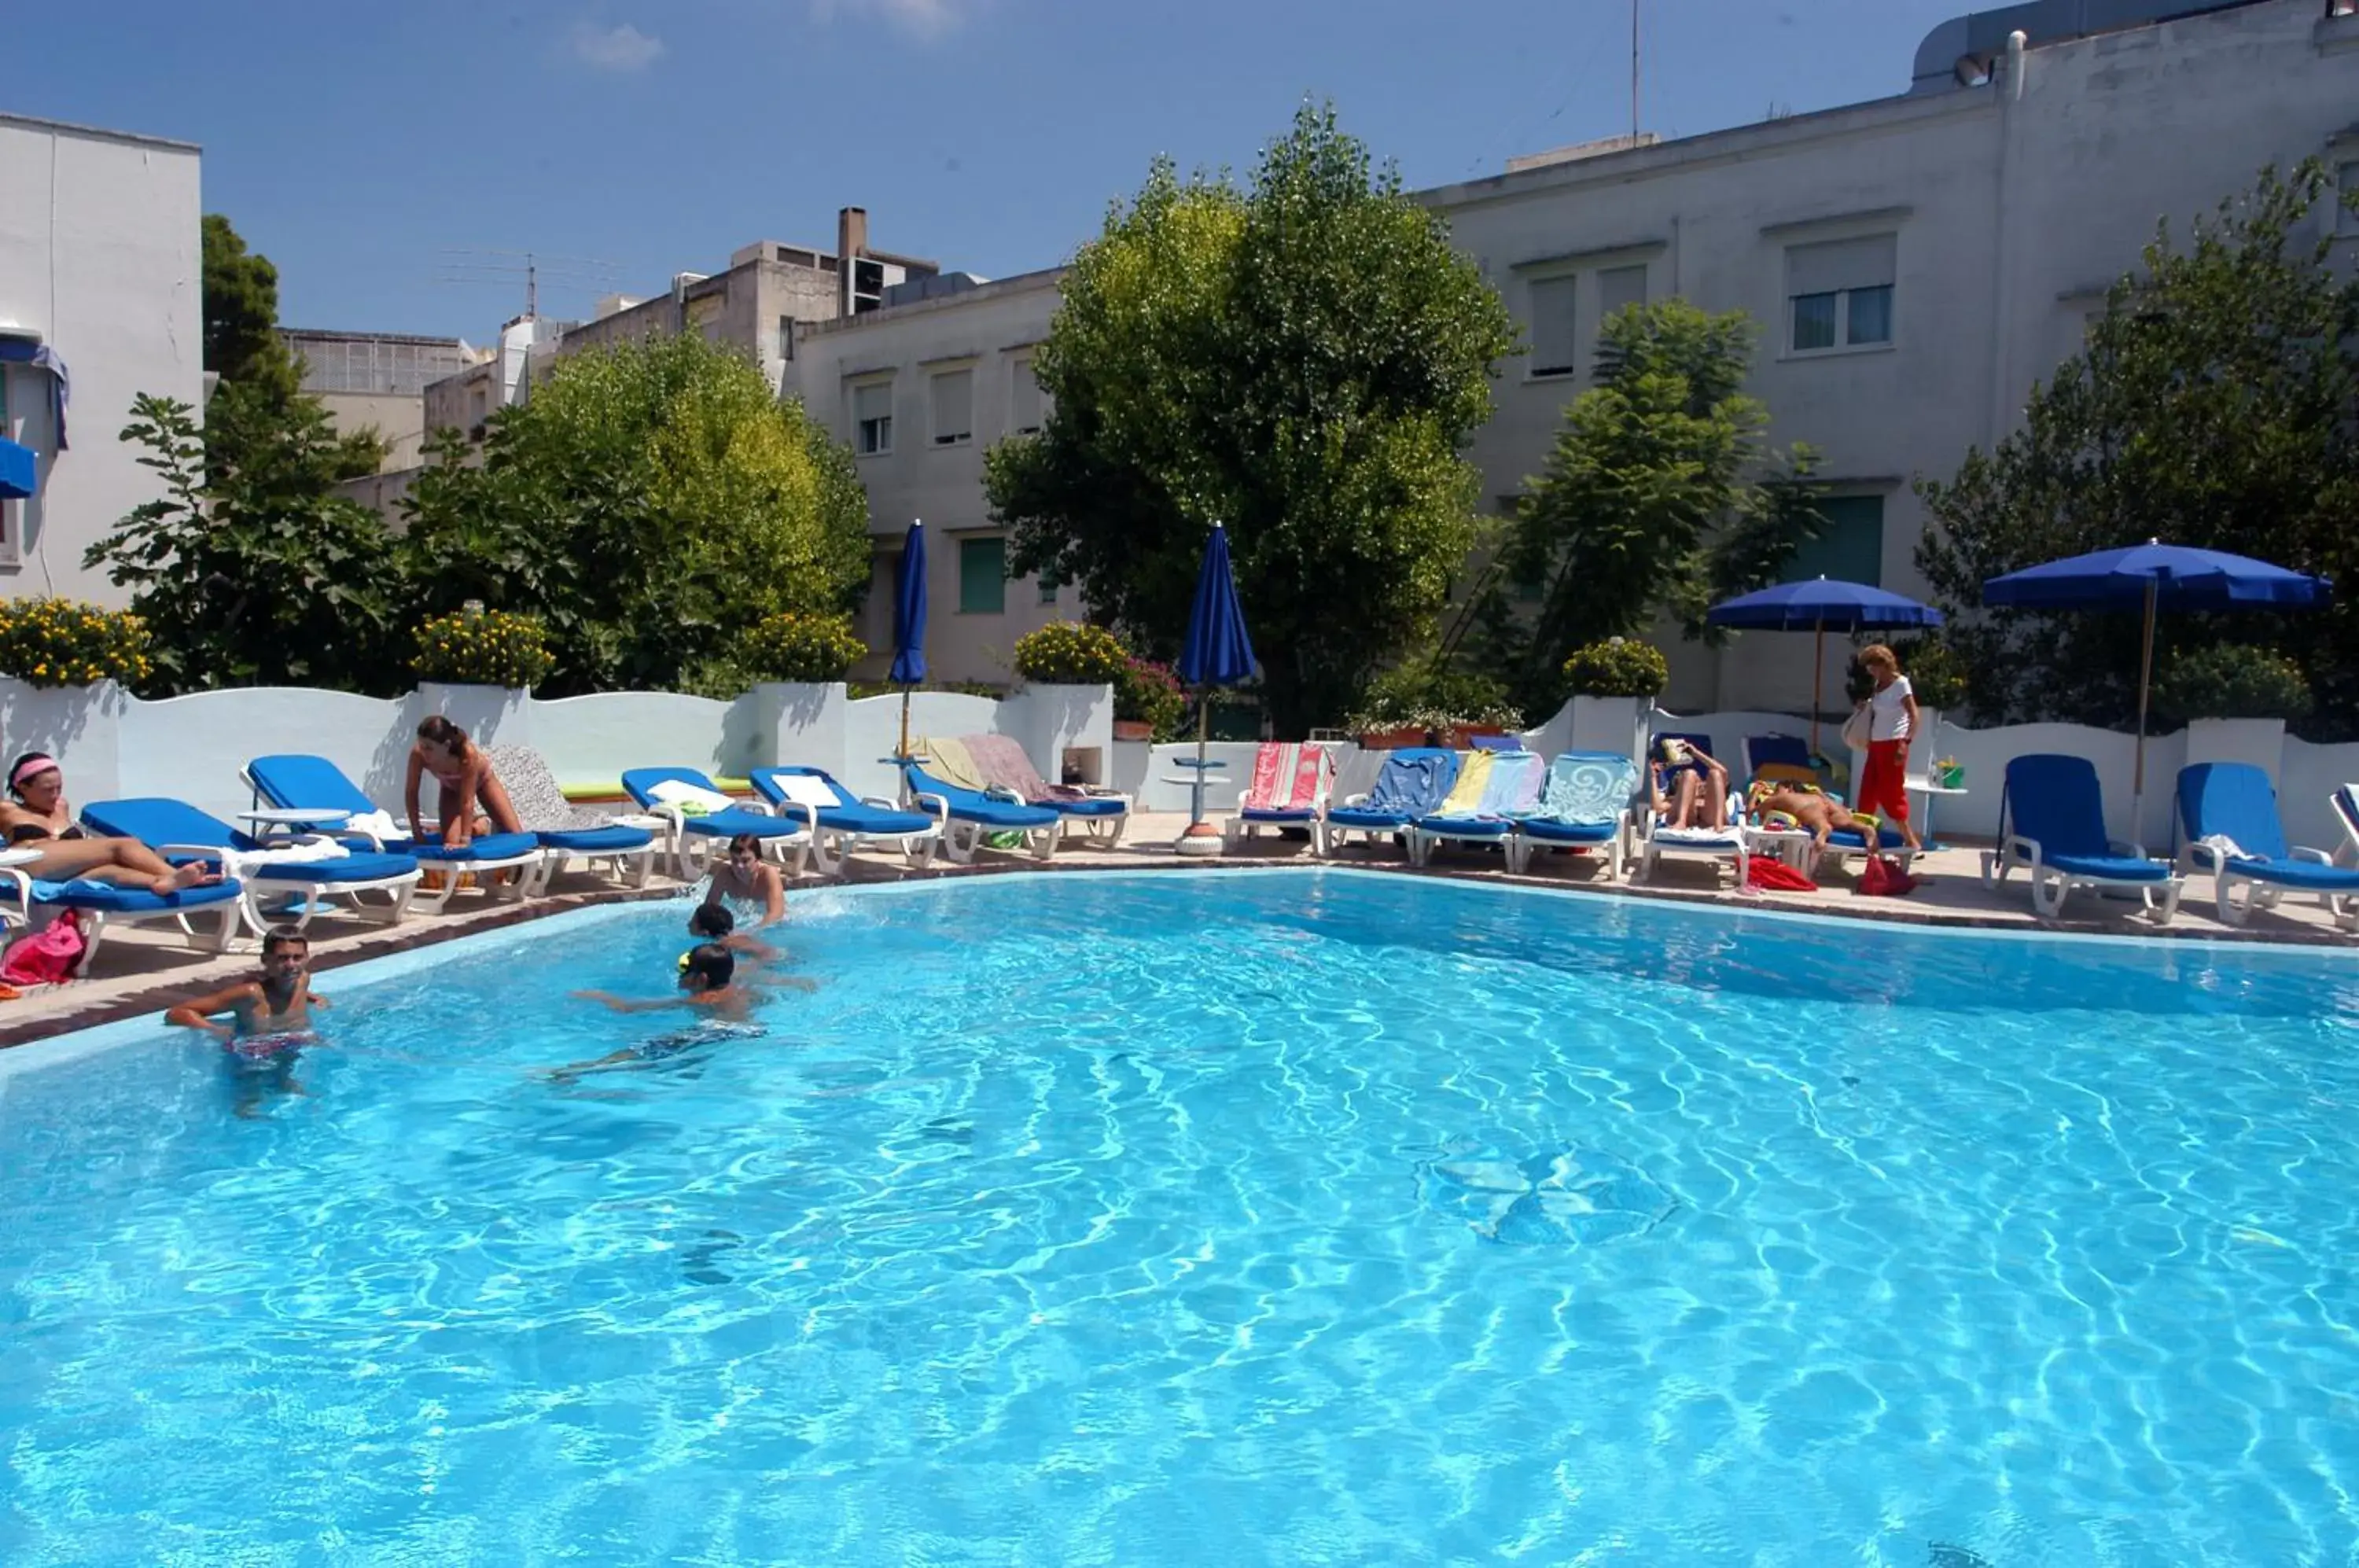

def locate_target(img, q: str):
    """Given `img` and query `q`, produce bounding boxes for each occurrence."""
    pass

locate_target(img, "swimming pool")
[4,869,2357,1566]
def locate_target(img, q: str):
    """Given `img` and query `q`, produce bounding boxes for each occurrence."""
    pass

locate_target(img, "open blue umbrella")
[1706,576,1942,752]
[1982,539,2331,823]
[0,437,35,502]
[889,519,927,759]
[1175,522,1257,845]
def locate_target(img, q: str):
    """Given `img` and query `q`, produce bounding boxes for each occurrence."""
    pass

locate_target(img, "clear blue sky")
[9,0,1968,340]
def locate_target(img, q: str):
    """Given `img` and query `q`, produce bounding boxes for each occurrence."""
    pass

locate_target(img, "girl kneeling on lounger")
[407,716,524,849]
[0,751,220,895]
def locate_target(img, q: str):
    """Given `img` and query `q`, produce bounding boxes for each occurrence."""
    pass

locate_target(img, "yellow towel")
[1434,750,1494,815]
[915,734,986,792]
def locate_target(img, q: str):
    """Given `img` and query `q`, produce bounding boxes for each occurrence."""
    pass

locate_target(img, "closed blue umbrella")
[1982,539,2332,823]
[1176,522,1257,845]
[889,519,927,758]
[1706,576,1943,752]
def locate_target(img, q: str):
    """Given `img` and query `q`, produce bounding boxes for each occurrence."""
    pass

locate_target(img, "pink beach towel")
[962,733,1085,803]
[1246,744,1327,811]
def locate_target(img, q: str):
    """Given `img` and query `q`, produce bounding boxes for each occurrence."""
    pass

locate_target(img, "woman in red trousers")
[1853,644,1923,852]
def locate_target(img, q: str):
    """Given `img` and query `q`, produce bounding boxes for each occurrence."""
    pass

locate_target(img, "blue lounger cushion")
[535,824,655,854]
[1413,815,1513,839]
[1325,806,1415,831]
[79,798,422,884]
[2043,852,2172,882]
[1044,796,1126,819]
[25,878,246,913]
[901,764,1061,829]
[1518,817,1619,846]
[619,768,807,840]
[404,831,540,863]
[2218,856,2359,893]
[1239,807,1317,824]
[749,767,937,837]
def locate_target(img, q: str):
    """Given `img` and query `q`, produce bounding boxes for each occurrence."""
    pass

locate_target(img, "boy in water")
[688,903,781,966]
[556,943,768,1080]
[166,926,328,1043]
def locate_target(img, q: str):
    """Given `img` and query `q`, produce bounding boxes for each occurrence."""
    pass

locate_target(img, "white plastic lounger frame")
[1979,836,2182,925]
[2185,839,2355,932]
[654,804,813,882]
[0,867,248,974]
[1503,815,1634,880]
[756,773,943,876]
[1633,793,1749,887]
[906,789,1058,865]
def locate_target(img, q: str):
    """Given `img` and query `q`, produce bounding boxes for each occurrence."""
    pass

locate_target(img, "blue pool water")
[5,870,2359,1566]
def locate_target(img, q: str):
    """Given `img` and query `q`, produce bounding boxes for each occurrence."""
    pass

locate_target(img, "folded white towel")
[2196,832,2248,863]
[646,780,735,815]
[220,839,351,875]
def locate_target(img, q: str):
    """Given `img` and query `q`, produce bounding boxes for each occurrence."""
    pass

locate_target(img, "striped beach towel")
[1246,743,1327,811]
[1433,750,1496,815]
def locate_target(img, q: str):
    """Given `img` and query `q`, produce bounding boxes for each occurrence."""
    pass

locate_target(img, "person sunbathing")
[1,751,221,896]
[1757,786,1878,861]
[1648,740,1731,831]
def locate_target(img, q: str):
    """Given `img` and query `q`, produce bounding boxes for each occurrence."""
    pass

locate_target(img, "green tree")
[1477,299,1824,715]
[986,105,1516,734]
[200,213,384,487]
[202,213,290,389]
[88,394,402,692]
[399,331,871,694]
[1916,161,2359,736]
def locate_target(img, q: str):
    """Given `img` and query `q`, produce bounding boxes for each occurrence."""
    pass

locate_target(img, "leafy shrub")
[1885,635,1969,711]
[1345,661,1521,733]
[1117,657,1189,739]
[0,598,153,689]
[2154,642,2314,723]
[848,679,1007,700]
[743,611,867,682]
[411,609,555,689]
[1561,638,1668,698]
[1012,621,1131,686]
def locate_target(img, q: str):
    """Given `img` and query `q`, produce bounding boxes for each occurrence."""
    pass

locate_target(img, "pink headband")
[10,757,58,789]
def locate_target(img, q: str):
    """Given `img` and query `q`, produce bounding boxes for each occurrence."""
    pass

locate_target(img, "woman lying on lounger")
[0,751,221,894]
[406,716,524,849]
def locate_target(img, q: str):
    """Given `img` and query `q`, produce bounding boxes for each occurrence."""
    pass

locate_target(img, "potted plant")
[1012,621,1132,688]
[1114,656,1186,742]
[412,607,556,691]
[1561,638,1668,701]
[744,611,867,683]
[0,598,153,694]
[1344,665,1432,749]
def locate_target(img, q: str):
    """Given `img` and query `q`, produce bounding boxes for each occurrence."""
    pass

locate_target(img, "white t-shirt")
[1868,674,1914,742]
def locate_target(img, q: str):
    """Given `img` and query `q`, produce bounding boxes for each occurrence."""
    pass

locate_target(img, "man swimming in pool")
[688,903,781,966]
[554,944,773,1080]
[165,926,327,1044]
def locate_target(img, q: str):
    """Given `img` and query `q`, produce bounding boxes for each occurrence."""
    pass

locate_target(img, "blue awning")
[0,436,35,500]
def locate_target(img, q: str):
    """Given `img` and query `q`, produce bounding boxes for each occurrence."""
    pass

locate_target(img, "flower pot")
[1355,726,1426,751]
[1113,719,1154,742]
[1444,724,1507,749]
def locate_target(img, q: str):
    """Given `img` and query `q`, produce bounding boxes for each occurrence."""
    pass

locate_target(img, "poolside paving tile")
[2,812,2347,1048]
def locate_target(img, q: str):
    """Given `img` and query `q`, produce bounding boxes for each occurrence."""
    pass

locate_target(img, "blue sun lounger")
[619,767,811,880]
[1982,753,2181,923]
[750,765,942,873]
[482,745,657,890]
[1317,747,1461,858]
[244,753,543,915]
[0,817,254,974]
[2174,762,2359,933]
[898,760,1062,863]
[78,796,423,941]
[1507,752,1640,878]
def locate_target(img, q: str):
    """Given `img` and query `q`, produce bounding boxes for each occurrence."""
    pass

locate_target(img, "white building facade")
[1426,0,2359,712]
[789,0,2359,705]
[0,114,202,607]
[789,270,1064,686]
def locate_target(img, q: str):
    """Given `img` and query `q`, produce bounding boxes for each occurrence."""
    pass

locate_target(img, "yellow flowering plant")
[1012,621,1131,686]
[743,612,867,682]
[410,609,556,689]
[0,598,155,689]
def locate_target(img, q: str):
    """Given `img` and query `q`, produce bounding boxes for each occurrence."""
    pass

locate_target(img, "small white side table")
[1904,778,1967,847]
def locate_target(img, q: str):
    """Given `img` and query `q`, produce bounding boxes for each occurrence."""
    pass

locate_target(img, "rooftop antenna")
[434,249,623,322]
[1630,0,1641,143]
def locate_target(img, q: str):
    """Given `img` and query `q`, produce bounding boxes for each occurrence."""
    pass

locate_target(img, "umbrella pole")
[898,687,911,762]
[1176,688,1224,855]
[1809,618,1825,755]
[2132,573,2158,837]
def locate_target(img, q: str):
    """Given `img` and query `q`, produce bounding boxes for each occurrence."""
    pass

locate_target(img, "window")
[1787,495,1886,586]
[2339,162,2359,237]
[1038,571,1059,606]
[930,368,974,447]
[1597,264,1648,322]
[1786,234,1897,353]
[959,536,1007,614]
[853,380,893,455]
[1009,356,1044,434]
[1528,275,1578,377]
[777,315,797,362]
